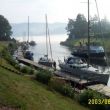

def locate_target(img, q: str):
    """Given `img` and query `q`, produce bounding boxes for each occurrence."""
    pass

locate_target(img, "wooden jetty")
[17,56,94,90]
[17,57,53,71]
[87,84,110,98]
[54,71,100,90]
[17,57,110,97]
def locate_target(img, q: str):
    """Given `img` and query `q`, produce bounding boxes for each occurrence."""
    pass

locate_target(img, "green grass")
[0,41,90,110]
[0,67,89,110]
[0,41,13,51]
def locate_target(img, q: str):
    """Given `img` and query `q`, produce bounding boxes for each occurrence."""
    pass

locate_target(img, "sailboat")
[24,16,34,60]
[71,1,105,65]
[38,15,56,68]
[59,0,109,85]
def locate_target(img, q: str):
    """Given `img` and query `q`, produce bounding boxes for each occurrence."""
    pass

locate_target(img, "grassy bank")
[0,42,89,110]
[0,67,89,110]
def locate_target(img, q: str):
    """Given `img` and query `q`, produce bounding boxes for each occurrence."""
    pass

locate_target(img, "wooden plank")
[54,71,90,84]
[17,58,53,71]
[87,84,110,97]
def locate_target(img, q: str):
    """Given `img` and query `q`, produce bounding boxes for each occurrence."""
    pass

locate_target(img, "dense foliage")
[36,70,52,84]
[79,90,110,110]
[0,15,12,41]
[49,77,74,98]
[66,14,110,39]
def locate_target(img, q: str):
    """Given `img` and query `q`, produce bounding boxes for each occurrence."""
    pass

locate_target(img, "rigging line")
[45,14,48,58]
[47,18,53,61]
[94,0,109,68]
[87,0,90,67]
[28,16,29,43]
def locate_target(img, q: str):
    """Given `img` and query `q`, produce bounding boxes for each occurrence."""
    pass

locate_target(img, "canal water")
[15,34,110,86]
[16,34,71,67]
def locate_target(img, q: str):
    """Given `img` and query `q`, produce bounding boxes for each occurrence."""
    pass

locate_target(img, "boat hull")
[24,51,33,60]
[38,61,53,67]
[72,51,105,58]
[72,52,106,66]
[59,63,109,85]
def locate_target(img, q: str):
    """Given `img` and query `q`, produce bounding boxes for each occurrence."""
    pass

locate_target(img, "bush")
[28,69,34,75]
[79,90,94,105]
[49,77,74,98]
[15,64,21,70]
[49,77,66,92]
[28,65,35,75]
[8,43,17,55]
[36,70,52,84]
[2,48,17,66]
[62,83,74,98]
[20,66,30,73]
[79,89,109,110]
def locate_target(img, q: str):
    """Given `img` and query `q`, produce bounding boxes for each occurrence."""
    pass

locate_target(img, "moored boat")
[38,14,56,69]
[24,50,33,60]
[72,44,105,59]
[38,55,55,67]
[59,56,109,84]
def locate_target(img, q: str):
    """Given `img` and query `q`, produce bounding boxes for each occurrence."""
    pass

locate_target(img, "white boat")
[59,56,109,84]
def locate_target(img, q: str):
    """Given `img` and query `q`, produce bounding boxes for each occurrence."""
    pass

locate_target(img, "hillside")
[11,23,67,36]
[0,66,90,110]
[0,42,90,110]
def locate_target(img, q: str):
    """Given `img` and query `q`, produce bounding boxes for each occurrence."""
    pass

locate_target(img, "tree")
[66,18,75,39]
[66,14,88,39]
[0,15,12,41]
[74,14,88,38]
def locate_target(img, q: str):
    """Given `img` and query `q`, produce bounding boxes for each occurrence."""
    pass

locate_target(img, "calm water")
[15,34,110,86]
[16,34,71,67]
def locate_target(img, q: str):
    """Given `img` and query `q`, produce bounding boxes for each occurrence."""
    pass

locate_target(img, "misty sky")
[0,0,109,23]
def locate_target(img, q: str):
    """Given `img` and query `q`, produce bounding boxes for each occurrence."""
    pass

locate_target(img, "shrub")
[28,65,35,75]
[2,48,17,66]
[28,69,34,75]
[20,66,30,73]
[15,64,21,70]
[36,70,52,84]
[8,43,17,55]
[79,89,108,110]
[49,77,74,98]
[62,83,74,98]
[79,90,94,105]
[49,77,65,92]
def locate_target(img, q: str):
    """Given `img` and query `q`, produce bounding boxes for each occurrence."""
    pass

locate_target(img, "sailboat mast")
[47,20,53,61]
[45,14,48,59]
[87,0,90,67]
[28,16,29,43]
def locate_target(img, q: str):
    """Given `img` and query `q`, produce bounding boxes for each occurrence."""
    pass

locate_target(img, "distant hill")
[11,23,67,36]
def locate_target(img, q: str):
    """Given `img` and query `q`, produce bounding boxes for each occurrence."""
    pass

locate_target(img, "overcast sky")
[0,0,109,23]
